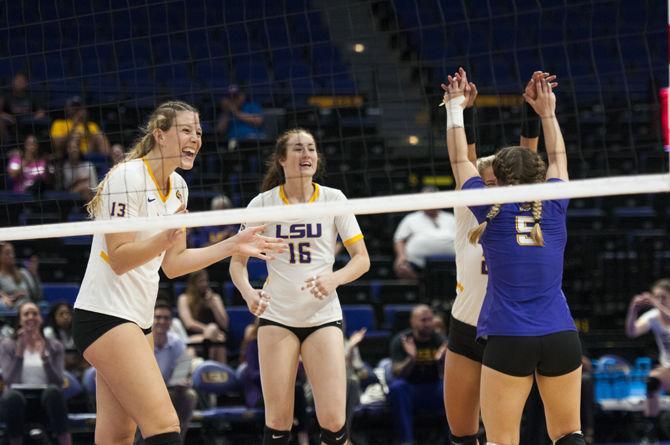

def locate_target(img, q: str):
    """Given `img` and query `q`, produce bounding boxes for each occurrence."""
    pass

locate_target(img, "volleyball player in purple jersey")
[443,70,584,445]
[443,70,557,445]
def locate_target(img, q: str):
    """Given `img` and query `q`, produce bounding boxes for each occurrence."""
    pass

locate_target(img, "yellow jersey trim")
[343,234,364,246]
[100,251,110,263]
[456,281,464,292]
[142,157,171,203]
[279,183,320,205]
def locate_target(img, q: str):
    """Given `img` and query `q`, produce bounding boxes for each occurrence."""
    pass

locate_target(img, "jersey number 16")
[288,242,311,264]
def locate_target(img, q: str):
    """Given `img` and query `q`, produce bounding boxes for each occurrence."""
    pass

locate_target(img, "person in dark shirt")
[0,73,48,144]
[388,304,446,445]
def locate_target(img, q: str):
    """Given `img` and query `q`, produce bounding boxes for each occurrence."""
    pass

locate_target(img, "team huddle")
[71,68,583,445]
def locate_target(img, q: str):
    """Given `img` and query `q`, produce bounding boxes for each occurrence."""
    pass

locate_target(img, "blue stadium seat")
[82,367,96,394]
[62,370,82,400]
[192,360,240,394]
[42,283,79,305]
[265,19,290,48]
[383,304,416,332]
[226,307,256,354]
[342,305,375,336]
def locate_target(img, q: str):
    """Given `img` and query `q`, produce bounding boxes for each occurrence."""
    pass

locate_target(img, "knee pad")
[554,431,586,445]
[320,424,348,445]
[647,376,662,394]
[450,432,479,444]
[262,426,291,445]
[144,432,181,445]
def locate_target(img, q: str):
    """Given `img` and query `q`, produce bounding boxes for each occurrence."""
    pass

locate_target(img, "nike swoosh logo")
[336,433,345,440]
[148,198,156,202]
[272,434,285,439]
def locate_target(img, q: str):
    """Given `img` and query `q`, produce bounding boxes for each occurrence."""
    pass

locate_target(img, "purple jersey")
[462,176,576,338]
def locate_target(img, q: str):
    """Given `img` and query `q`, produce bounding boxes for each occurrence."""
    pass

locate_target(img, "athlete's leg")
[480,365,533,445]
[84,326,179,444]
[301,326,348,443]
[535,367,582,442]
[445,349,482,439]
[258,325,302,436]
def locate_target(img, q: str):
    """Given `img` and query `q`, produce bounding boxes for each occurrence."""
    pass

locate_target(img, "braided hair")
[468,146,547,245]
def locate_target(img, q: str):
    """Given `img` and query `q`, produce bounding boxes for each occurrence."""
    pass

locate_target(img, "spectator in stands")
[0,242,41,309]
[0,301,72,445]
[6,134,54,194]
[343,326,366,433]
[44,302,88,377]
[50,96,109,158]
[177,269,229,363]
[188,194,238,248]
[0,73,48,145]
[388,304,447,445]
[134,301,197,445]
[216,84,265,145]
[110,143,126,165]
[625,278,670,444]
[393,186,456,279]
[59,135,98,201]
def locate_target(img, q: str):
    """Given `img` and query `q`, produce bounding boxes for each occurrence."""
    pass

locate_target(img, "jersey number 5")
[288,242,311,264]
[515,216,540,246]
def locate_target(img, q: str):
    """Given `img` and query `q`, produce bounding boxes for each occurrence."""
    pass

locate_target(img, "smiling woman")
[70,101,287,445]
[230,128,370,445]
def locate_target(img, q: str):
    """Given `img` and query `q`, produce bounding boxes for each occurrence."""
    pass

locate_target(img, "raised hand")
[440,67,469,107]
[349,327,367,348]
[302,273,340,300]
[465,81,478,108]
[244,289,271,317]
[233,225,287,260]
[401,335,417,359]
[525,71,558,101]
[524,77,556,118]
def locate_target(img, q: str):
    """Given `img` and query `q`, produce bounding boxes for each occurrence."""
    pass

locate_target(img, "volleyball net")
[0,0,667,331]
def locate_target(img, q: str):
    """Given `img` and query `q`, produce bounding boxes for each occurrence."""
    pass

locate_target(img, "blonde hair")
[468,147,546,246]
[476,155,495,176]
[85,101,198,218]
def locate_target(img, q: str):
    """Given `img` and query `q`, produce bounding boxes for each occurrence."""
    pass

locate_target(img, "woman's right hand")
[440,67,469,107]
[243,289,271,317]
[630,292,654,311]
[524,77,556,118]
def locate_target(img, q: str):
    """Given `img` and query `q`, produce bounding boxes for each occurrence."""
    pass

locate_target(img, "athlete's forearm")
[332,251,370,287]
[163,239,237,278]
[108,233,172,275]
[229,256,256,300]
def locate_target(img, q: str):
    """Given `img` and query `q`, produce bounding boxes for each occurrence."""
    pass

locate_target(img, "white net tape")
[1,173,668,241]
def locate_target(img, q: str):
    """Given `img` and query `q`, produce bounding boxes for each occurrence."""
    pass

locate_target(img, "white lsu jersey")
[450,206,488,326]
[75,158,188,329]
[242,184,363,327]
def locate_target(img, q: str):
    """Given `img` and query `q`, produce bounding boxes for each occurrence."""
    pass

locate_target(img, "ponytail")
[468,204,501,245]
[85,101,198,218]
[530,200,544,246]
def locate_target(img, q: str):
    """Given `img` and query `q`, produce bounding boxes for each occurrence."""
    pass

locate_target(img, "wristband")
[445,96,466,130]
[463,107,476,144]
[521,101,540,139]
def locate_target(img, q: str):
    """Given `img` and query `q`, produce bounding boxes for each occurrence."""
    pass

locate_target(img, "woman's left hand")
[233,225,287,260]
[302,273,340,300]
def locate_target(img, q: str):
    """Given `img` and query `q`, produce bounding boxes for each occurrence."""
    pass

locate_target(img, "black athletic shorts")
[482,330,582,377]
[447,315,485,363]
[258,318,343,343]
[72,308,152,355]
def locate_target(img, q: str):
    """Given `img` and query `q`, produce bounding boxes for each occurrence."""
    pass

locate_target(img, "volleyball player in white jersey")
[72,101,286,445]
[230,128,370,445]
[444,70,557,445]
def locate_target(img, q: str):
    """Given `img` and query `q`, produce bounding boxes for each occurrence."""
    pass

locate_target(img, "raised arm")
[524,78,568,181]
[442,68,479,187]
[520,71,558,153]
[625,293,654,338]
